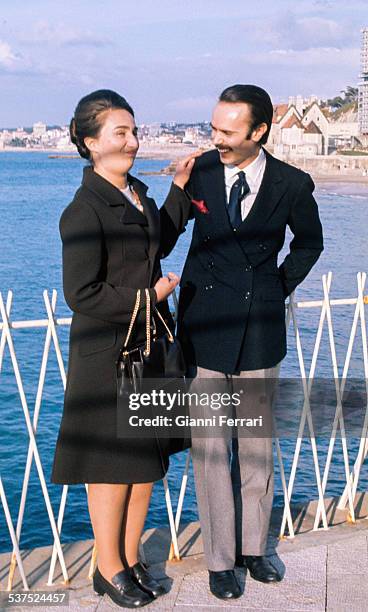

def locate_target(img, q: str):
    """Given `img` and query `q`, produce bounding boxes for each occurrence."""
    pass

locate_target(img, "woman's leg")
[88,483,129,582]
[121,482,153,567]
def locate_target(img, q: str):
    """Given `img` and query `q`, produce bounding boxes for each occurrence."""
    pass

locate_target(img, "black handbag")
[116,289,190,454]
[117,288,186,393]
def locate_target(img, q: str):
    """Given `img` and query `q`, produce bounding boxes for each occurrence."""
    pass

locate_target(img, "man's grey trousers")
[189,363,280,571]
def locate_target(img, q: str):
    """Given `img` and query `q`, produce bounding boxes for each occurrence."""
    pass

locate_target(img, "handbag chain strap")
[144,289,151,356]
[122,287,175,358]
[123,289,141,356]
[154,306,174,343]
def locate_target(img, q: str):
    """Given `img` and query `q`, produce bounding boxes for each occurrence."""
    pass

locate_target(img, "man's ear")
[252,122,268,143]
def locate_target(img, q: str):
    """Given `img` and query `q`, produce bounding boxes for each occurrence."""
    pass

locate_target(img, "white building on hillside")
[272,112,323,158]
[270,97,360,158]
[270,104,324,157]
[301,102,329,154]
[33,122,47,138]
[288,95,321,116]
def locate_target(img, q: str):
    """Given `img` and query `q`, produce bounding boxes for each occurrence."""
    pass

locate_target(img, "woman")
[51,90,196,608]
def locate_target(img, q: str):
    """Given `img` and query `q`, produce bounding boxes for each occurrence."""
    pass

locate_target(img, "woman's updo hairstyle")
[69,89,135,161]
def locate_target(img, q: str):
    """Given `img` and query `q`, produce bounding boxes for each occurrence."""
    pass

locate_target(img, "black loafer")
[244,556,282,583]
[93,566,154,608]
[130,561,166,598]
[208,570,241,599]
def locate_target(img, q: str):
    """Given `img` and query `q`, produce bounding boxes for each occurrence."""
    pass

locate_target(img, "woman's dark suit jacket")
[52,166,188,484]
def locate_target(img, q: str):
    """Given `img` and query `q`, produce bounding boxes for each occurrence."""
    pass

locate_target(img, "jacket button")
[208,260,214,269]
[258,243,267,251]
[245,265,252,272]
[204,235,210,243]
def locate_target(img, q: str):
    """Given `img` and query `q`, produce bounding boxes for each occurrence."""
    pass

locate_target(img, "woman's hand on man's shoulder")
[173,150,203,190]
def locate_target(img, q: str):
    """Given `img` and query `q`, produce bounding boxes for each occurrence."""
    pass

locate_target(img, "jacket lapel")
[235,151,287,240]
[120,198,148,225]
[82,166,148,225]
[198,150,287,239]
[198,157,231,233]
[128,175,160,264]
[198,154,248,260]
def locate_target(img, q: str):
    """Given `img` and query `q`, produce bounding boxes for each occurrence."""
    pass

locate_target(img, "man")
[164,84,323,600]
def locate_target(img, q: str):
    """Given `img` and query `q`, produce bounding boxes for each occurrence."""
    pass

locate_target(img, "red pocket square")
[191,199,209,214]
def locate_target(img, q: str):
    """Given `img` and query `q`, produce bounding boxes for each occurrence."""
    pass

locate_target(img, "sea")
[0,151,367,554]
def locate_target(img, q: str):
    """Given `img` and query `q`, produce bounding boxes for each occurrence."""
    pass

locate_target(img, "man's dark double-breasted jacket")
[164,148,324,374]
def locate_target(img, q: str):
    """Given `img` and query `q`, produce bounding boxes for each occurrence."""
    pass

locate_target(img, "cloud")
[0,40,20,68]
[312,0,334,6]
[22,21,112,48]
[246,14,347,51]
[237,45,360,101]
[237,45,359,71]
[0,39,40,75]
[266,46,359,68]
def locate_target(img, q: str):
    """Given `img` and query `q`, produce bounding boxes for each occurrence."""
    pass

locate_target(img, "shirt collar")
[224,147,266,189]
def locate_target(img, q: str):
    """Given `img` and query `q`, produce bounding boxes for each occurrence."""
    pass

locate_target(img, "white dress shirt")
[224,148,266,221]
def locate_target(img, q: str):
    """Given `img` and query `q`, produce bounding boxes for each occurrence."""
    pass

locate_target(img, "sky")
[0,0,366,126]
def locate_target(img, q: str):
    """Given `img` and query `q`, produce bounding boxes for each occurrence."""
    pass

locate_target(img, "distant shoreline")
[0,144,198,158]
[1,146,368,185]
[312,175,368,184]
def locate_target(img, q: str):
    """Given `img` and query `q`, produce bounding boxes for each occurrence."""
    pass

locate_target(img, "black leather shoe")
[93,567,154,608]
[244,556,282,583]
[208,570,241,599]
[130,561,166,598]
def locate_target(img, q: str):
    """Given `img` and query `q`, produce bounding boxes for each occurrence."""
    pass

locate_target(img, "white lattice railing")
[0,272,367,591]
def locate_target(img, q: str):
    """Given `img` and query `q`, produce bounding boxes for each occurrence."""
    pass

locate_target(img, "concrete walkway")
[1,497,368,611]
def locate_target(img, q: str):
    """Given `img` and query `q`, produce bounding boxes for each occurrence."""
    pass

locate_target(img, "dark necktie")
[228,171,250,228]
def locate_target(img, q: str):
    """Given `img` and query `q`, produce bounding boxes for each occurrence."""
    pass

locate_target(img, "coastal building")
[147,123,161,138]
[328,104,361,149]
[32,121,47,139]
[270,98,360,158]
[54,127,72,149]
[288,95,321,116]
[270,104,324,158]
[14,127,28,140]
[4,127,30,147]
[301,102,329,154]
[183,127,199,144]
[358,27,368,135]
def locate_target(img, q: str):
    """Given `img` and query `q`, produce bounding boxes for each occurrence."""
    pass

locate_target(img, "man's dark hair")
[70,89,134,161]
[219,84,273,145]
